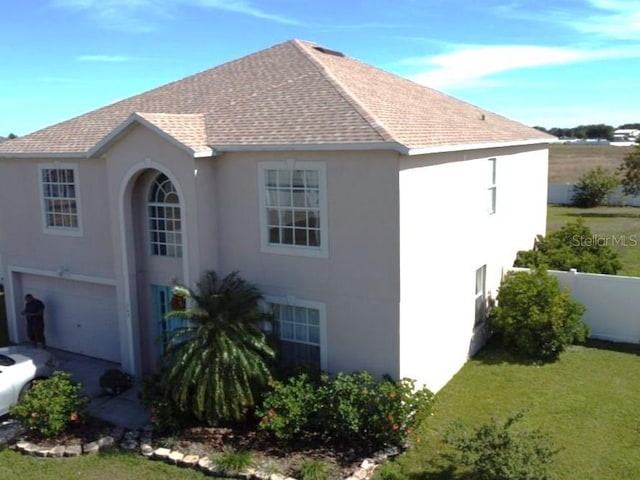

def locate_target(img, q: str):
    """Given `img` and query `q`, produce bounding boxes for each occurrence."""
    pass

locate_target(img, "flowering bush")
[257,372,433,449]
[10,371,88,437]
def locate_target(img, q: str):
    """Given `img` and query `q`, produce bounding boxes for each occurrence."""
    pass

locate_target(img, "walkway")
[49,348,150,429]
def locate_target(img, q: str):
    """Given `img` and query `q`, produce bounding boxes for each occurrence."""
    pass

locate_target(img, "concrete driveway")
[49,348,150,429]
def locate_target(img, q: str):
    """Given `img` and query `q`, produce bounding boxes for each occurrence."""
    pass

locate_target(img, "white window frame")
[488,158,497,215]
[38,163,83,237]
[258,161,329,258]
[264,296,328,371]
[147,173,183,258]
[475,265,487,326]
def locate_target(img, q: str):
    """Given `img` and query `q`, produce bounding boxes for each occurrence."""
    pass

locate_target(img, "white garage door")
[19,274,120,363]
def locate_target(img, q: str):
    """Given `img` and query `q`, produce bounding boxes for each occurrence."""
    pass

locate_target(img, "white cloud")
[51,0,300,31]
[77,55,138,62]
[404,44,640,90]
[572,0,640,40]
[193,0,300,25]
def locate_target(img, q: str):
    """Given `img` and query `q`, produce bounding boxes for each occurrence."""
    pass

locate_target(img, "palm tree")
[161,270,275,424]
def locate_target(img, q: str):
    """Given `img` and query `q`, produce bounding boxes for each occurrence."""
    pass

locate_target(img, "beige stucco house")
[0,40,552,392]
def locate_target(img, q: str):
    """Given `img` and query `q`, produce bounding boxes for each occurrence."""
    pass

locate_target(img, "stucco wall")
[399,145,548,391]
[213,150,401,378]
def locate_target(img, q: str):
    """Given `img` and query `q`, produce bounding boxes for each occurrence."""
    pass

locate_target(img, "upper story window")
[258,161,328,258]
[148,173,182,258]
[39,164,82,236]
[487,158,497,214]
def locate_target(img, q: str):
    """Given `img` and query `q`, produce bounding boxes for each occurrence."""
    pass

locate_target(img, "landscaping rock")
[34,447,52,457]
[168,450,184,464]
[181,454,200,467]
[83,441,100,454]
[50,445,66,458]
[198,456,213,470]
[140,443,154,457]
[153,447,171,460]
[120,439,138,451]
[98,435,115,450]
[64,445,82,457]
[269,474,286,480]
[124,429,140,440]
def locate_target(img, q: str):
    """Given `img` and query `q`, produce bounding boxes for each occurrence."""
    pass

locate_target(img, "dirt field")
[548,144,633,183]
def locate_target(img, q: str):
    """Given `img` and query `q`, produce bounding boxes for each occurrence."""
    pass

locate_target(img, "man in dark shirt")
[21,294,46,348]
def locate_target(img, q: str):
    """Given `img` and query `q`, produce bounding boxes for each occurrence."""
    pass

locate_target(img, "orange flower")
[268,409,276,417]
[260,416,269,425]
[392,423,399,430]
[389,391,397,399]
[387,414,394,421]
[406,426,413,434]
[70,412,78,422]
[31,412,38,418]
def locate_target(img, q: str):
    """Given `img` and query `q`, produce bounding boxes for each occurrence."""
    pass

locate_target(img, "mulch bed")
[19,416,114,448]
[155,425,373,478]
[19,418,375,478]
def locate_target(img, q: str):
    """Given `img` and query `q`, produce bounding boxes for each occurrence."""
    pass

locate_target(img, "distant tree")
[583,124,614,140]
[533,126,549,133]
[571,167,618,207]
[618,123,640,130]
[514,218,622,274]
[7,133,17,139]
[618,142,640,195]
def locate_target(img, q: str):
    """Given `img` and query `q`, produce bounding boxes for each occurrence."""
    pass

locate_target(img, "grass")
[381,341,640,479]
[547,205,640,276]
[549,144,633,183]
[0,449,222,479]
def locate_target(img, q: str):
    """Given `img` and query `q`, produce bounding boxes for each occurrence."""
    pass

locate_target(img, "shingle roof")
[0,39,552,157]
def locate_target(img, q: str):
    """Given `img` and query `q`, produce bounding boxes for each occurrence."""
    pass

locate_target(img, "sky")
[1,0,639,136]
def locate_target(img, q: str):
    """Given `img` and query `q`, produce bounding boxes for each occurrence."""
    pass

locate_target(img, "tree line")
[534,123,640,141]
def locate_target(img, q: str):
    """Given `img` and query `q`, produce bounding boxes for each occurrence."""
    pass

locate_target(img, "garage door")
[19,274,120,363]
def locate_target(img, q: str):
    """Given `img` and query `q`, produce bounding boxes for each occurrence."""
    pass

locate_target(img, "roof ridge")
[290,40,396,144]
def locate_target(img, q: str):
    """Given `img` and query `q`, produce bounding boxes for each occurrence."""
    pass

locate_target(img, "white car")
[0,346,55,416]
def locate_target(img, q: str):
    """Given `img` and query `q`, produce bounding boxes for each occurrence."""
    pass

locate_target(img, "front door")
[151,285,181,356]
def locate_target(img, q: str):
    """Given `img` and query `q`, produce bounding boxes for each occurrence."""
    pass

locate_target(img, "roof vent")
[312,46,345,57]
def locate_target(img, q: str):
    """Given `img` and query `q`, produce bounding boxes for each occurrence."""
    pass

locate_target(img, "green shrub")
[514,218,622,274]
[489,269,588,359]
[445,412,559,480]
[296,459,334,480]
[256,374,320,440]
[10,371,88,437]
[257,372,434,449]
[571,167,618,207]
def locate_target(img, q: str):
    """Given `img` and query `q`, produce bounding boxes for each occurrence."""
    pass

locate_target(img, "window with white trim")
[259,162,328,257]
[39,165,82,235]
[475,265,487,326]
[148,173,182,257]
[266,299,326,369]
[488,158,497,214]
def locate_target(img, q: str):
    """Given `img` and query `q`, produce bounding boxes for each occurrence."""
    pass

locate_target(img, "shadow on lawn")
[564,211,640,219]
[470,337,556,367]
[472,337,640,367]
[584,338,640,356]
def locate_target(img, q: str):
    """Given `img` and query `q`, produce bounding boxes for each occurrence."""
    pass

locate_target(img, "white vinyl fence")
[548,183,640,207]
[506,267,640,344]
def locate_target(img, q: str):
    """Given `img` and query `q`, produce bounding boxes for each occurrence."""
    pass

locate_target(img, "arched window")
[148,173,182,257]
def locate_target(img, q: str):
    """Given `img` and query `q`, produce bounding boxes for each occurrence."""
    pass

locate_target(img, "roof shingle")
[0,40,552,156]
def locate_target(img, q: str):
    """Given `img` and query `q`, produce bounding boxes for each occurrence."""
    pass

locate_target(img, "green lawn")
[380,341,640,479]
[0,449,222,479]
[547,205,640,276]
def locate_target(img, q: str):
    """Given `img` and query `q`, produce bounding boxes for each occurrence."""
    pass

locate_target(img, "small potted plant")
[99,369,133,396]
[170,285,189,311]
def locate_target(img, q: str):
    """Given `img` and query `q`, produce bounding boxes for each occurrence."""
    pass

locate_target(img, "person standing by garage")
[21,294,46,348]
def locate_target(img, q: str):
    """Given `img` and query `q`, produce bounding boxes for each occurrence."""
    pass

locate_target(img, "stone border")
[9,423,397,480]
